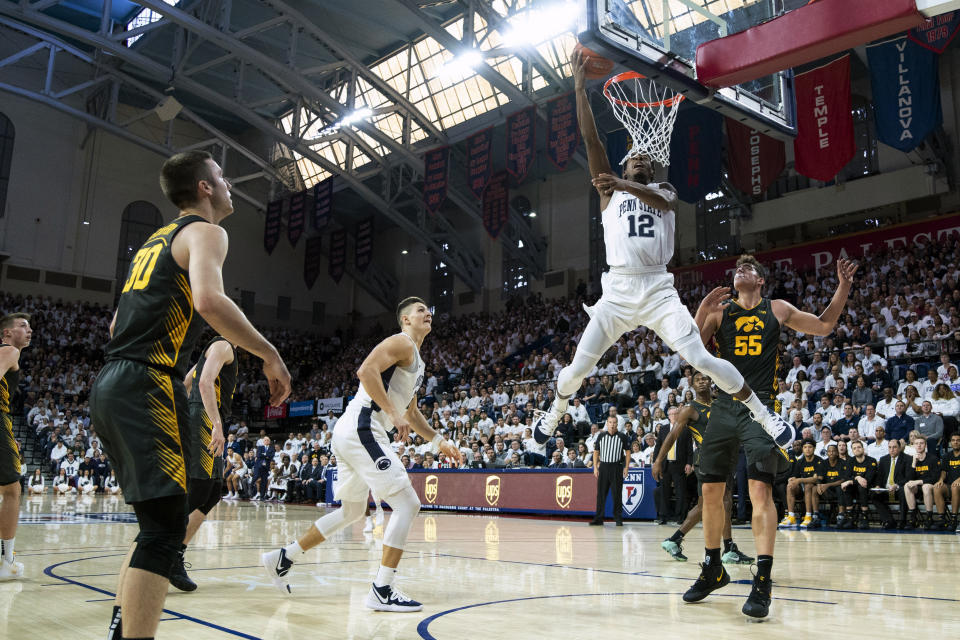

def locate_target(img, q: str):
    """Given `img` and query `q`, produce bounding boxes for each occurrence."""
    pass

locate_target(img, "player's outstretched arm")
[591,175,678,212]
[198,340,234,457]
[571,50,614,202]
[406,398,463,466]
[651,405,695,481]
[773,259,858,336]
[357,335,415,439]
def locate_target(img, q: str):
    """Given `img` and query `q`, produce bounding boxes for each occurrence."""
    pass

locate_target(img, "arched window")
[115,201,163,301]
[0,113,13,218]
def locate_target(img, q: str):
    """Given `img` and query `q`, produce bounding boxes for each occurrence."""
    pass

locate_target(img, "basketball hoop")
[603,71,684,167]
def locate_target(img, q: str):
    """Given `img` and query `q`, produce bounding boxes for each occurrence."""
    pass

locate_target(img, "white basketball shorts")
[331,405,411,502]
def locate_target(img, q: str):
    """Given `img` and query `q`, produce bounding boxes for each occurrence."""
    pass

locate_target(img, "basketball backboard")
[579,0,797,139]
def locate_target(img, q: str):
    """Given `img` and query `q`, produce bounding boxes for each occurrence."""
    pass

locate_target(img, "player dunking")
[682,255,856,618]
[91,151,290,640]
[534,51,795,449]
[652,372,753,565]
[169,336,238,592]
[262,297,463,612]
[0,313,31,580]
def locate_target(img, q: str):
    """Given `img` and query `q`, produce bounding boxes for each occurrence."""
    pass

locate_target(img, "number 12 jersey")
[601,189,675,268]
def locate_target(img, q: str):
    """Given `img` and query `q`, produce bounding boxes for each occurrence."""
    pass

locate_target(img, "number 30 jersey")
[105,214,207,378]
[601,188,675,268]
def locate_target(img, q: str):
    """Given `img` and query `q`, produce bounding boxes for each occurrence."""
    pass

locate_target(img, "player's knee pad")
[382,485,420,550]
[130,495,188,578]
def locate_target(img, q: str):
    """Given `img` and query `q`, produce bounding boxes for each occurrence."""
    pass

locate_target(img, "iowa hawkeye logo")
[734,315,764,332]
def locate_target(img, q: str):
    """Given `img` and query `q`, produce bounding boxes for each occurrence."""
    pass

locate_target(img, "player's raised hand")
[836,258,858,285]
[263,352,292,407]
[439,441,463,467]
[571,48,587,89]
[702,286,731,315]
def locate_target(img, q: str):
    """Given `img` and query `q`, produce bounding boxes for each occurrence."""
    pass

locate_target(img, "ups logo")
[555,526,573,564]
[423,516,437,543]
[424,475,438,504]
[485,520,499,544]
[485,475,501,506]
[734,315,764,332]
[556,475,573,509]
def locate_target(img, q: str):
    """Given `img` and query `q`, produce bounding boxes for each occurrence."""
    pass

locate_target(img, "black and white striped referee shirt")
[595,430,629,464]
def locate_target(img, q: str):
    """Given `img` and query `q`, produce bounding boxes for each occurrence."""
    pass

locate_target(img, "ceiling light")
[436,50,483,80]
[401,249,409,255]
[502,2,578,48]
[528,211,537,218]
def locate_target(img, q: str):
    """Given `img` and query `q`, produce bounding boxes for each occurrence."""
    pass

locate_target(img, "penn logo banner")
[482,171,509,240]
[312,178,332,230]
[355,218,373,272]
[793,55,854,182]
[546,93,579,170]
[867,36,942,153]
[263,199,282,254]
[423,146,449,215]
[725,118,785,198]
[506,106,535,182]
[466,128,493,200]
[909,11,960,53]
[667,106,722,203]
[329,228,346,284]
[287,190,306,247]
[621,469,646,516]
[303,236,322,289]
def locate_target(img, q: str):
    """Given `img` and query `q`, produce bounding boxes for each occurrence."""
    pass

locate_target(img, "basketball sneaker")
[777,514,796,528]
[261,548,293,594]
[749,407,795,449]
[169,550,197,592]
[799,515,813,529]
[660,539,687,562]
[682,561,729,603]
[0,558,24,581]
[364,582,423,612]
[741,569,773,619]
[531,407,561,445]
[721,544,754,565]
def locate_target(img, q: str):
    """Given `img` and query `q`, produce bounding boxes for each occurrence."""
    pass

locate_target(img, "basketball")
[574,42,615,79]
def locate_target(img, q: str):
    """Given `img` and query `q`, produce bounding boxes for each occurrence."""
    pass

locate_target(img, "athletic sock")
[1,538,13,562]
[742,392,767,421]
[787,511,795,518]
[704,547,721,567]
[374,564,396,588]
[723,538,733,553]
[283,541,305,559]
[756,555,773,581]
[668,530,684,543]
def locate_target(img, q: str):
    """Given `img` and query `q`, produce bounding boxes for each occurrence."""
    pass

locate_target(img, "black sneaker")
[742,571,773,619]
[364,582,423,612]
[682,562,729,602]
[858,513,871,530]
[169,551,197,592]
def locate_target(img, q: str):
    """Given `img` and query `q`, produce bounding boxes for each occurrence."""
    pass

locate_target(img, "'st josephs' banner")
[909,11,960,53]
[329,229,346,283]
[287,190,306,246]
[466,128,493,200]
[506,106,535,181]
[355,218,373,272]
[312,178,332,230]
[303,236,322,288]
[423,146,449,215]
[725,118,785,197]
[667,106,722,203]
[264,200,282,254]
[867,36,942,152]
[546,93,579,170]
[793,55,854,182]
[482,171,509,239]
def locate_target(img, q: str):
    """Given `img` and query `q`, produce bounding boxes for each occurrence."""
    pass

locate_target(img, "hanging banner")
[867,36,942,152]
[303,236,323,289]
[725,118,786,197]
[482,171,509,240]
[423,146,449,215]
[264,199,282,254]
[546,93,580,170]
[667,107,722,203]
[312,178,333,230]
[909,11,960,53]
[506,106,535,182]
[329,229,346,284]
[793,55,854,182]
[287,190,306,247]
[466,128,493,200]
[355,218,373,272]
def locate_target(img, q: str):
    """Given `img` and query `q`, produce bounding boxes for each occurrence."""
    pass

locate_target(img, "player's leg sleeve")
[314,500,367,538]
[676,338,745,396]
[381,484,420,550]
[557,317,614,398]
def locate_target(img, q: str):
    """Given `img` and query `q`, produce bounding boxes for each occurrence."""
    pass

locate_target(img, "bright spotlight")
[436,50,483,80]
[502,2,578,48]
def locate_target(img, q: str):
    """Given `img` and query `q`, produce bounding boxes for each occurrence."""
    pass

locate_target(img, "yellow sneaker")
[799,515,813,529]
[778,514,796,528]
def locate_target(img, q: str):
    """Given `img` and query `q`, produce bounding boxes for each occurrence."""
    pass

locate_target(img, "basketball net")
[603,72,684,167]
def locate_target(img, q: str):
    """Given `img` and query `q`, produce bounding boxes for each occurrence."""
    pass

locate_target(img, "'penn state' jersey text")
[601,189,675,267]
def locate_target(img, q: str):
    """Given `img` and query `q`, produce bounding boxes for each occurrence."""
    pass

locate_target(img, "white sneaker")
[374,507,385,527]
[750,407,795,448]
[364,583,423,612]
[363,517,374,533]
[531,408,561,445]
[261,548,293,594]
[0,559,24,581]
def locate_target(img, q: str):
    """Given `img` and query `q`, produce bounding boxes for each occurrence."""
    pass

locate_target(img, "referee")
[591,415,631,526]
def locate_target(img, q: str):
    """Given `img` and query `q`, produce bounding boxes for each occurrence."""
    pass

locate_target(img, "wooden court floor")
[3,493,958,639]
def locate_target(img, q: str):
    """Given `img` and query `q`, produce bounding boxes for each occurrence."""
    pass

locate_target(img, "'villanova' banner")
[466,128,493,200]
[793,55,854,182]
[725,118,785,197]
[546,93,579,169]
[423,146,449,215]
[355,218,373,272]
[506,106,535,181]
[867,36,942,152]
[909,11,960,53]
[287,190,306,247]
[667,106,722,203]
[312,178,332,230]
[482,171,509,240]
[303,236,323,289]
[329,229,346,283]
[264,199,282,254]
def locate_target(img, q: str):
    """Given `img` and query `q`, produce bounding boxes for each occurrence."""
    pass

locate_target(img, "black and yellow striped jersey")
[105,215,207,378]
[0,344,18,414]
[686,399,711,445]
[715,298,781,403]
[189,336,239,418]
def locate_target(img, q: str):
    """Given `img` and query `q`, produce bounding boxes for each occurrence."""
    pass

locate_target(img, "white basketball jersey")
[601,189,675,268]
[349,333,425,432]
